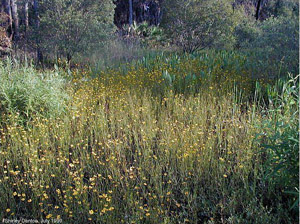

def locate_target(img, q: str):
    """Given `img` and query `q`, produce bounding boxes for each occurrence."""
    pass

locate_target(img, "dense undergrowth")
[0,51,298,223]
[0,60,69,124]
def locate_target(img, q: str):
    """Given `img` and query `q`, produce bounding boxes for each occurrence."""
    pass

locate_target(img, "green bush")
[235,15,299,77]
[256,75,299,213]
[35,0,115,62]
[0,60,69,123]
[161,0,239,52]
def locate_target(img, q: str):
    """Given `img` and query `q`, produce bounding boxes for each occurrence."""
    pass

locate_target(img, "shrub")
[256,75,299,213]
[235,15,299,77]
[161,0,239,53]
[35,0,115,62]
[0,60,69,123]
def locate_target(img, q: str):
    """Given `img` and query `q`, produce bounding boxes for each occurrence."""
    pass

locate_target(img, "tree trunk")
[33,0,39,28]
[24,0,29,53]
[2,0,12,37]
[34,0,43,63]
[255,0,262,20]
[24,0,29,33]
[129,0,133,26]
[10,0,19,40]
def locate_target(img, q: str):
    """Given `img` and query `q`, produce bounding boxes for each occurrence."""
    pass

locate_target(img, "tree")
[113,0,163,28]
[129,0,133,26]
[161,0,240,53]
[1,0,12,37]
[255,0,262,20]
[24,0,29,33]
[33,0,43,62]
[234,0,299,20]
[36,0,115,62]
[10,0,18,39]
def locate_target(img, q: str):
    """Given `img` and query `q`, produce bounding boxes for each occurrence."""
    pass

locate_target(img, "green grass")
[0,60,70,124]
[0,52,298,223]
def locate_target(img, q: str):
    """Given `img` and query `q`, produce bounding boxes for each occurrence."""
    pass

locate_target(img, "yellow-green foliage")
[0,52,297,223]
[83,51,257,97]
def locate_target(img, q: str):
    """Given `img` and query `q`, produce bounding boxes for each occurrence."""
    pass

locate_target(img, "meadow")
[0,51,298,223]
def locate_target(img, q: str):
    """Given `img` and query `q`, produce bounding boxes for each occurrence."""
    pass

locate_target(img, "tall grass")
[0,60,70,124]
[255,74,299,213]
[0,52,298,223]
